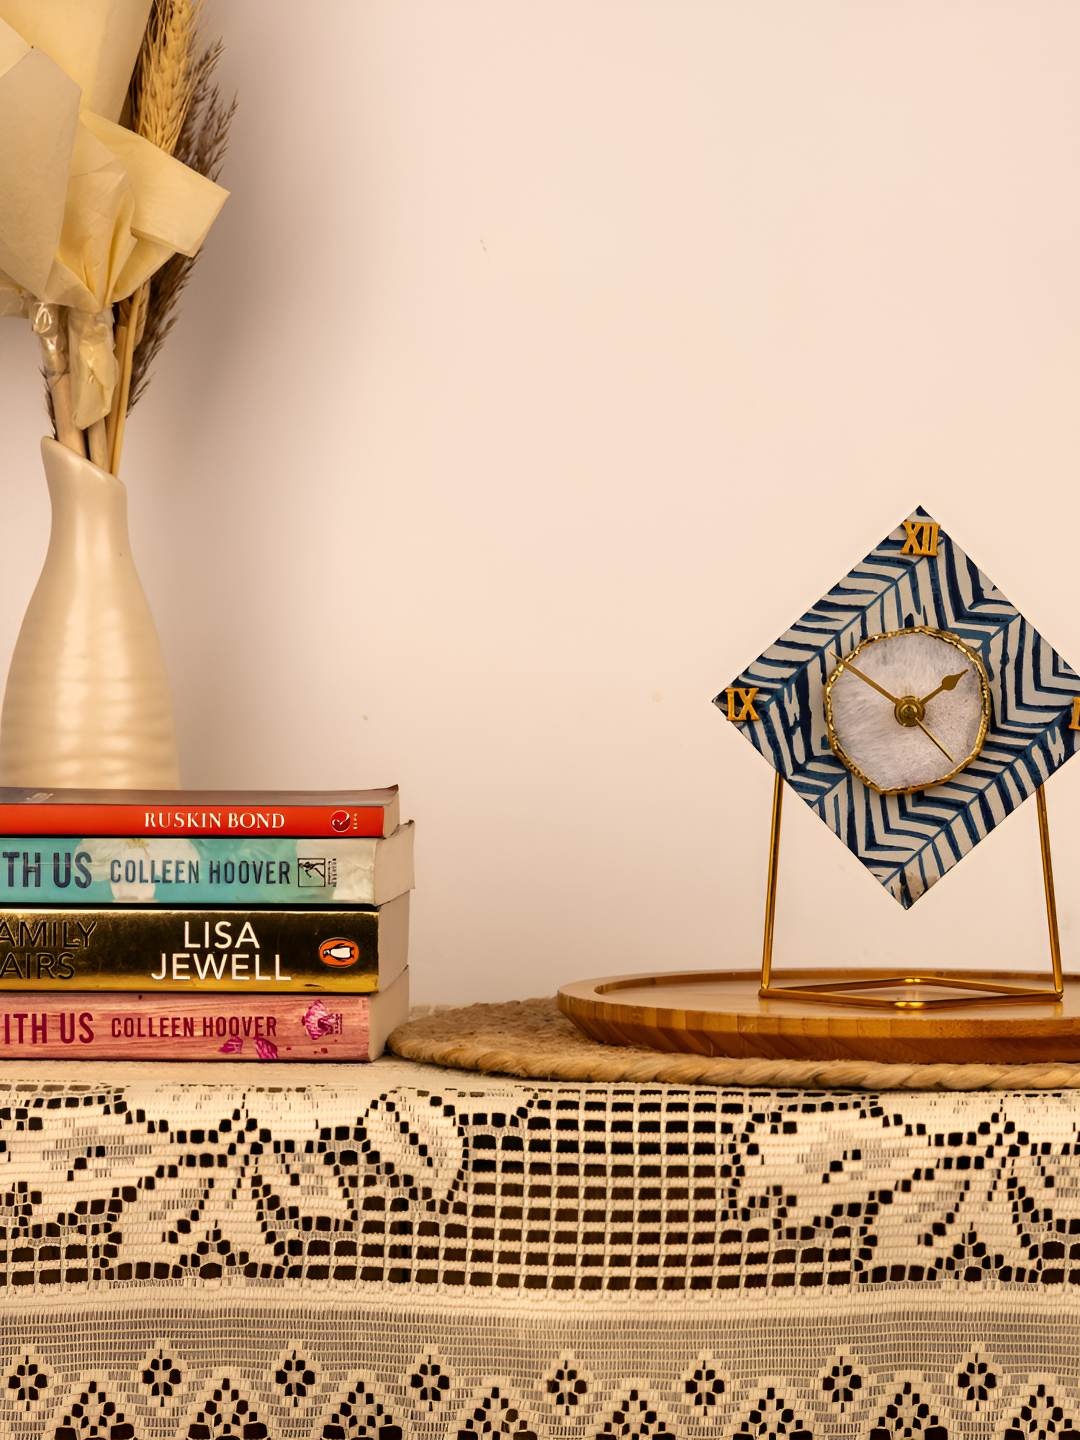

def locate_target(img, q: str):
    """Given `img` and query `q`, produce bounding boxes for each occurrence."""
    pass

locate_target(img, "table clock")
[560,508,1080,1063]
[717,506,1080,1009]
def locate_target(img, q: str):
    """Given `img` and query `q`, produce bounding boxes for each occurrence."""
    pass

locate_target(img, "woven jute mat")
[388,997,1080,1091]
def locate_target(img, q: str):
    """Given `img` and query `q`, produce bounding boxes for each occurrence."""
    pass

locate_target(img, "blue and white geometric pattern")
[714,507,1080,906]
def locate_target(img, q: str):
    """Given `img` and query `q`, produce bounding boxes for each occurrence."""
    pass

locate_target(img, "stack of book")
[0,786,411,1061]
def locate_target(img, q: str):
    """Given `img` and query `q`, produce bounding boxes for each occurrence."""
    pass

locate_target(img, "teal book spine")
[0,825,413,906]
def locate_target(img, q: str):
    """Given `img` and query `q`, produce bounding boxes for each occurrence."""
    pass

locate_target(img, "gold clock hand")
[840,660,901,705]
[919,671,967,706]
[915,718,955,765]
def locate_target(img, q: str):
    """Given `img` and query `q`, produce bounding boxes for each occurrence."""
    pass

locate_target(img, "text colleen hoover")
[0,995,376,1060]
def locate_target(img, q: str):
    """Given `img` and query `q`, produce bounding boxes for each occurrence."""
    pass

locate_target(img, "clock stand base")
[758,775,1065,1012]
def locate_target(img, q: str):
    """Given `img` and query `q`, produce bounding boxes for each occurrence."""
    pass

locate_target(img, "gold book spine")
[0,896,409,992]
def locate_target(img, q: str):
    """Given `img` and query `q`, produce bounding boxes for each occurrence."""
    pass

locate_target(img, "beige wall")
[3,1,1080,1000]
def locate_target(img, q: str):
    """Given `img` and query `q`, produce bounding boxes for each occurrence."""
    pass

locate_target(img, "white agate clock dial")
[825,626,992,794]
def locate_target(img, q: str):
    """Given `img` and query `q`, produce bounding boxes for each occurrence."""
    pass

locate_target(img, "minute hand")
[840,660,901,705]
[915,720,955,765]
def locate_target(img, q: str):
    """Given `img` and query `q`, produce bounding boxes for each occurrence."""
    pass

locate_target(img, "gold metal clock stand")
[759,775,1064,1011]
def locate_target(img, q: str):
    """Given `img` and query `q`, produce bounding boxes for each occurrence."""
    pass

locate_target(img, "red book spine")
[0,993,375,1060]
[0,805,389,838]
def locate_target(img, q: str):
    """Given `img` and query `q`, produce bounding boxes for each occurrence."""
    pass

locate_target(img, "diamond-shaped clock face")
[715,508,1080,907]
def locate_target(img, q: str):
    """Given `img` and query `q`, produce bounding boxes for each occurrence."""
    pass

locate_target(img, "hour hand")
[839,659,900,705]
[919,671,967,706]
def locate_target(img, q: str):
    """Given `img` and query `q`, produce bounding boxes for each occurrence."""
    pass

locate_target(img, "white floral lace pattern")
[0,1069,1078,1293]
[0,1059,1076,1436]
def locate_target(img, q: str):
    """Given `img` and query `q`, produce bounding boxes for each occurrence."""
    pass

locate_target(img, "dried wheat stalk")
[132,0,203,155]
[107,0,201,474]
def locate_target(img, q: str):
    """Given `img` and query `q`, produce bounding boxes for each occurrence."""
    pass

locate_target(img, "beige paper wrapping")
[68,309,119,430]
[0,26,80,301]
[0,1,229,425]
[0,0,151,122]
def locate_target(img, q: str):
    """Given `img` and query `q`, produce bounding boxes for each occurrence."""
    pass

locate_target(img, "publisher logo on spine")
[330,810,352,833]
[318,938,360,968]
[297,857,337,888]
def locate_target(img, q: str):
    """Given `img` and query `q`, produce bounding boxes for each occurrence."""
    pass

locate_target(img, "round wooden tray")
[558,968,1080,1063]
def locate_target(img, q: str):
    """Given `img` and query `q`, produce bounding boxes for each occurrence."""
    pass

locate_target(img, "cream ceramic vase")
[0,438,180,787]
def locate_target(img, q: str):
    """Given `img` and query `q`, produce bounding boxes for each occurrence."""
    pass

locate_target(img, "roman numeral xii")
[901,519,939,557]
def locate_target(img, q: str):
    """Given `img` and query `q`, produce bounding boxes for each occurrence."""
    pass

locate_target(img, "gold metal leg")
[758,776,1065,1010]
[1037,784,1064,996]
[760,772,784,992]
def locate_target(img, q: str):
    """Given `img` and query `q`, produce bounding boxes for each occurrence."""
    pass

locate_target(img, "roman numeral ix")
[725,686,760,722]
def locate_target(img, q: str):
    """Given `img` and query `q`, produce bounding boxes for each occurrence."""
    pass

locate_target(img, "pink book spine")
[0,993,373,1060]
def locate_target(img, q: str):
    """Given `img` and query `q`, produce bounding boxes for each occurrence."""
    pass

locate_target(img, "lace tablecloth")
[0,1055,1077,1438]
